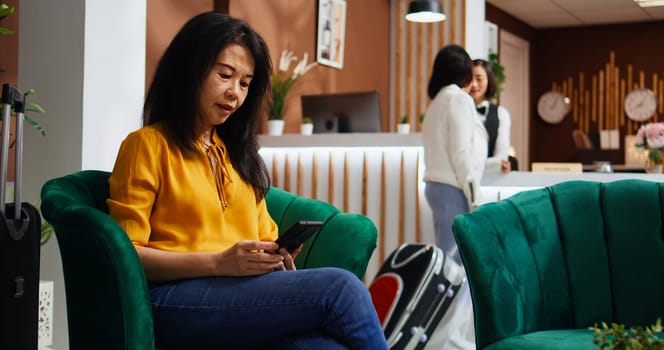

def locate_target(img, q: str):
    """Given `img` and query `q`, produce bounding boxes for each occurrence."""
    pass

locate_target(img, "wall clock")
[537,91,570,124]
[624,88,657,122]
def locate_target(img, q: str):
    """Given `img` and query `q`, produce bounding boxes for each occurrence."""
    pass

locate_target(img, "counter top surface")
[481,171,664,187]
[259,133,423,147]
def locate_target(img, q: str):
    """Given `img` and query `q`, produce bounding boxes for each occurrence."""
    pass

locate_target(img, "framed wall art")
[316,0,346,69]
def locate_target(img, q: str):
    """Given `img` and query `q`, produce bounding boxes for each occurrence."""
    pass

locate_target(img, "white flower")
[636,122,664,149]
[269,50,317,119]
[292,52,317,79]
[649,135,664,149]
[278,50,297,73]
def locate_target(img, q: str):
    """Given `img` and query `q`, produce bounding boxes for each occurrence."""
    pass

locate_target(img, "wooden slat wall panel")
[390,0,465,131]
[406,15,413,127]
[396,1,404,132]
[379,152,387,267]
[328,153,334,204]
[552,51,664,139]
[284,153,291,193]
[312,153,318,199]
[415,151,422,242]
[398,152,406,245]
[297,155,303,196]
[343,152,349,212]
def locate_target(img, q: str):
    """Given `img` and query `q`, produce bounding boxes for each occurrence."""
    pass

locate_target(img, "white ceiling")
[487,0,664,28]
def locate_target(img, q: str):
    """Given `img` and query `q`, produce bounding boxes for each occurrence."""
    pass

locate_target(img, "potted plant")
[300,116,313,135]
[397,115,410,134]
[488,51,505,102]
[590,319,663,349]
[268,50,316,135]
[635,121,664,173]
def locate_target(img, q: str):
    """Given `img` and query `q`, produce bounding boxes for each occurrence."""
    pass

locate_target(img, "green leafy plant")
[400,115,409,124]
[27,199,53,245]
[419,113,425,124]
[21,89,46,136]
[302,116,313,124]
[0,4,15,39]
[40,214,54,245]
[488,51,505,101]
[590,319,663,350]
[269,50,316,120]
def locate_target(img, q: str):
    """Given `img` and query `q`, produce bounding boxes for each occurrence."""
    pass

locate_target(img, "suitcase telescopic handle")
[1,83,27,223]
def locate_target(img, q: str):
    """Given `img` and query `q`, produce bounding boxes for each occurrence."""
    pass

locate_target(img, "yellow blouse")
[107,124,278,253]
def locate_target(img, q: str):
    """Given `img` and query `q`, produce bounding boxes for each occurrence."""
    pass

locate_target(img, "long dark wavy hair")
[143,12,272,200]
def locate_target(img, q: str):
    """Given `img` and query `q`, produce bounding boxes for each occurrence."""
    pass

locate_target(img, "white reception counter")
[259,133,663,281]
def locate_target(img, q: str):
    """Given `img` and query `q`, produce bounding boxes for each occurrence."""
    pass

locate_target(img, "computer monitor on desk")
[301,91,382,133]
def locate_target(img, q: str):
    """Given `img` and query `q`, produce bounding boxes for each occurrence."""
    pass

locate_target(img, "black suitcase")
[0,83,41,350]
[369,243,465,350]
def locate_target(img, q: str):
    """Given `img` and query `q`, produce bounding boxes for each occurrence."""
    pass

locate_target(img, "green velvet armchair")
[40,170,378,350]
[453,179,664,350]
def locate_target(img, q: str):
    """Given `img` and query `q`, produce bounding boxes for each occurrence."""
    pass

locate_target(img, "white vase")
[397,123,411,134]
[267,119,285,136]
[300,123,314,135]
[645,159,663,173]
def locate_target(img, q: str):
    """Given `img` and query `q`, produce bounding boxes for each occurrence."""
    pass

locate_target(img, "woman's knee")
[307,267,369,301]
[316,267,364,288]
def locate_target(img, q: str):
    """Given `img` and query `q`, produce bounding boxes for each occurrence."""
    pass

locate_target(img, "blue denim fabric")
[424,181,469,265]
[149,267,388,349]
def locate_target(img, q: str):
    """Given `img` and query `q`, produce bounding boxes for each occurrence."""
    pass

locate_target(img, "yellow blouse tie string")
[203,142,232,209]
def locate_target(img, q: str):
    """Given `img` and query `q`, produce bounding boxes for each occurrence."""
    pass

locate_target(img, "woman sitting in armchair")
[107,12,387,350]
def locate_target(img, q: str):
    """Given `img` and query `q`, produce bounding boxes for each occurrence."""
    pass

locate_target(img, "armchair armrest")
[41,171,155,350]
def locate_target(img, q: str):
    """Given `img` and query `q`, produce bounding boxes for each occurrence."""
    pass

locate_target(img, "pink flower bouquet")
[635,122,664,164]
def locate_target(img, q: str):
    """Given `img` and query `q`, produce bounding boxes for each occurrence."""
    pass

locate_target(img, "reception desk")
[259,133,664,281]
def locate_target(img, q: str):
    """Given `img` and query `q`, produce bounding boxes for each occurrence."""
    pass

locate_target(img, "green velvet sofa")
[40,170,378,350]
[452,179,664,350]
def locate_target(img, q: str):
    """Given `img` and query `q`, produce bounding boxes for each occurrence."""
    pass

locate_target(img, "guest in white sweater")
[422,45,487,265]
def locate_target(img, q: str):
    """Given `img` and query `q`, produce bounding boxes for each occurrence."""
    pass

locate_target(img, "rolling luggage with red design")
[369,243,465,350]
[0,83,42,350]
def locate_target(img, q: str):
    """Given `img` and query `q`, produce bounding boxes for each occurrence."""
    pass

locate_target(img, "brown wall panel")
[145,0,213,91]
[146,0,389,134]
[532,21,664,163]
[0,0,19,86]
[233,0,389,134]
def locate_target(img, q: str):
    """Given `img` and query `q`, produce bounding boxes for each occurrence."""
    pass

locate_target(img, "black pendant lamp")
[405,0,446,23]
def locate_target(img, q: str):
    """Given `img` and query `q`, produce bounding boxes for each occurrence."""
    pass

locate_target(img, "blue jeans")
[425,181,469,265]
[149,267,388,349]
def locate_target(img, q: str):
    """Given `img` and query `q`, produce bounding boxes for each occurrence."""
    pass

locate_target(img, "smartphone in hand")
[274,221,323,253]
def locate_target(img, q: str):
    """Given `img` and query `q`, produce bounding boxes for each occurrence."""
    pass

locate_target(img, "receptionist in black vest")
[470,59,516,172]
